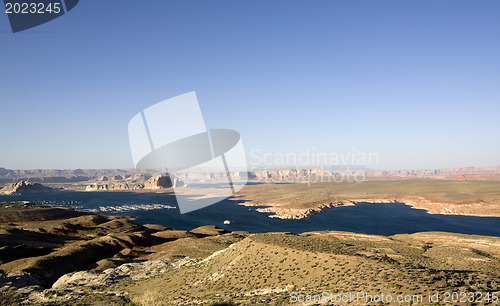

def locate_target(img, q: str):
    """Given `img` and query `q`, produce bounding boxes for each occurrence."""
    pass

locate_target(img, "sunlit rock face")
[0,181,56,195]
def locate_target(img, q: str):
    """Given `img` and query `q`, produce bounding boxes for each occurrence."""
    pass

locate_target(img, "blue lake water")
[1,191,500,237]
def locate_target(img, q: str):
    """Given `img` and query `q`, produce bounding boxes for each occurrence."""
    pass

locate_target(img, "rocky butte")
[0,181,57,196]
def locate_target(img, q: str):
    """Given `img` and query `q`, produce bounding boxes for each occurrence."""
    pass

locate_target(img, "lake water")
[1,191,499,237]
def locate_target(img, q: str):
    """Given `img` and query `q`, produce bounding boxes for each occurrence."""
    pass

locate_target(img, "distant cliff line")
[0,166,499,184]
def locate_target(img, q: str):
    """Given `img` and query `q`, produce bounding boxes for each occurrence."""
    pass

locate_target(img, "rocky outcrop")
[86,175,184,192]
[111,182,130,190]
[95,175,125,182]
[17,257,199,304]
[85,184,106,191]
[52,257,197,288]
[85,183,131,191]
[0,181,56,195]
[144,175,173,189]
[0,169,153,185]
[253,168,323,182]
[252,201,355,219]
[127,174,152,183]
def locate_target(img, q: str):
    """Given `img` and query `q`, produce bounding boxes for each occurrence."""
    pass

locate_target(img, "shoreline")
[4,179,500,221]
[236,196,500,220]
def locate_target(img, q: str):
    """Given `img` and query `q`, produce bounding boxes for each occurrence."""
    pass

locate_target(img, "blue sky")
[1,0,499,170]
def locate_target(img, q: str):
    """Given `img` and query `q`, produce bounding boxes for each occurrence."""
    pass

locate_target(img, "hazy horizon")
[1,164,500,172]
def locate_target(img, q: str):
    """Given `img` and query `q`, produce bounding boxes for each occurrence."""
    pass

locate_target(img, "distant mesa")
[128,173,152,182]
[0,167,13,176]
[143,175,185,189]
[85,183,130,191]
[85,184,106,191]
[0,180,57,195]
[0,168,153,185]
[253,168,323,181]
[85,175,184,192]
[1,166,499,195]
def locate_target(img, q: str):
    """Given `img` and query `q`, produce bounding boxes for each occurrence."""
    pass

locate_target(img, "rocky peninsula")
[0,181,57,196]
